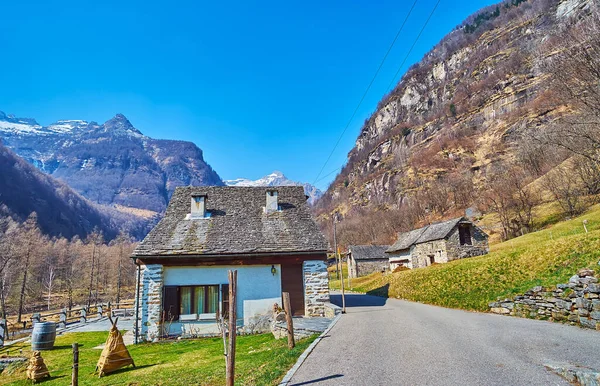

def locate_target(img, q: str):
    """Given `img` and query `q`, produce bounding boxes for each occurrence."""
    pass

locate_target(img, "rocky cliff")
[316,0,594,241]
[0,112,223,215]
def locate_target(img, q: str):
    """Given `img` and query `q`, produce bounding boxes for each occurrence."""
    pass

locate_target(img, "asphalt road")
[289,293,600,386]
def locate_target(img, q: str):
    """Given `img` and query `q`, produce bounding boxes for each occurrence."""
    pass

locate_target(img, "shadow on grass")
[291,374,343,385]
[49,344,77,350]
[366,283,389,299]
[101,363,156,376]
[35,374,67,383]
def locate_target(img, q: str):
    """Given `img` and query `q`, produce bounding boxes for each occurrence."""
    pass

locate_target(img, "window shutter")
[221,284,229,319]
[163,286,180,321]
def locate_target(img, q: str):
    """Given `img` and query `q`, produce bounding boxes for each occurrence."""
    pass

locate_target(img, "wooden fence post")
[80,308,87,324]
[72,343,79,386]
[59,309,67,329]
[97,305,103,318]
[226,270,237,386]
[282,292,295,349]
[0,319,5,347]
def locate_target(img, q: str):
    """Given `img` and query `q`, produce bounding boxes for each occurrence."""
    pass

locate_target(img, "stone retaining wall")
[489,268,600,330]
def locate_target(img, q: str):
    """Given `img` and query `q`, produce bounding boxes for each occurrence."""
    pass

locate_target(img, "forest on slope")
[315,0,600,247]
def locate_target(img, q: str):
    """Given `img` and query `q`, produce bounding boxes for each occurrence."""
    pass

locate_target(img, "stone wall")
[489,268,600,330]
[135,264,164,342]
[303,260,329,317]
[412,239,448,268]
[445,225,489,261]
[354,259,389,277]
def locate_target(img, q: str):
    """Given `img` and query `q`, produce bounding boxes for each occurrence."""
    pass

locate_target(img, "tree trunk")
[87,244,95,309]
[17,249,31,324]
[116,244,123,306]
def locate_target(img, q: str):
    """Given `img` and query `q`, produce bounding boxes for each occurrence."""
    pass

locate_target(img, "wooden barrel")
[31,322,57,350]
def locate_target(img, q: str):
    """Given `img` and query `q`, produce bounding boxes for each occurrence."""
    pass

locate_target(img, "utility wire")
[385,0,442,93]
[312,0,420,185]
[314,165,344,185]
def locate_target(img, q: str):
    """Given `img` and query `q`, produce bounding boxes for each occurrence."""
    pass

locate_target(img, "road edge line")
[278,312,343,386]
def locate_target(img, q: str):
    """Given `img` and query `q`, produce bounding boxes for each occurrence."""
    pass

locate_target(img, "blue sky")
[0,0,497,190]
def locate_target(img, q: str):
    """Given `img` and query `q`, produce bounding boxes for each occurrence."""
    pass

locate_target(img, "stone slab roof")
[387,217,465,253]
[348,245,390,260]
[133,186,329,257]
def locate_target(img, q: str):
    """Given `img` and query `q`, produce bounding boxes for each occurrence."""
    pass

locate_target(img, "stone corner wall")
[489,268,600,330]
[303,260,330,317]
[446,226,489,261]
[135,264,164,342]
[355,259,390,277]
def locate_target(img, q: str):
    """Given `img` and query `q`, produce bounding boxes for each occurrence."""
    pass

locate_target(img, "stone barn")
[347,245,390,278]
[132,186,330,342]
[387,217,488,270]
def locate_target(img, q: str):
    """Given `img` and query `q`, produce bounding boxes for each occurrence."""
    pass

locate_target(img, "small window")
[179,285,219,316]
[459,224,472,246]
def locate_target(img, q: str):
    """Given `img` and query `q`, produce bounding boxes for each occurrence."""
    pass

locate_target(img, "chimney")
[265,190,278,212]
[190,194,207,218]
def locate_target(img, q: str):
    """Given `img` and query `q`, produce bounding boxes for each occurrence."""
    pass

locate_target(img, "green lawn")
[332,205,600,312]
[0,331,317,385]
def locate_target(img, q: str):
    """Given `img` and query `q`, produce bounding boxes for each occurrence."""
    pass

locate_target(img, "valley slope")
[316,0,594,243]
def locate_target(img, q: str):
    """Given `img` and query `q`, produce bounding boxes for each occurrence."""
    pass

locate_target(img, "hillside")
[0,112,223,215]
[0,142,124,239]
[315,0,597,244]
[333,204,600,311]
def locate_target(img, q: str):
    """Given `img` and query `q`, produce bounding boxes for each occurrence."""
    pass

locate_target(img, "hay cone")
[26,351,50,382]
[96,317,135,376]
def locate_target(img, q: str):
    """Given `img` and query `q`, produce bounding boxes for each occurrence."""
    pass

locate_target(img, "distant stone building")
[387,217,488,270]
[347,245,390,278]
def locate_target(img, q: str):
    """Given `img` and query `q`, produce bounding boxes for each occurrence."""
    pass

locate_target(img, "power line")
[314,165,344,185]
[312,0,420,185]
[385,0,442,93]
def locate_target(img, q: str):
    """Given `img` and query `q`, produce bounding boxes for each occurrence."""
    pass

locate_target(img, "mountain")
[315,0,596,242]
[0,112,224,215]
[224,171,323,204]
[0,141,120,239]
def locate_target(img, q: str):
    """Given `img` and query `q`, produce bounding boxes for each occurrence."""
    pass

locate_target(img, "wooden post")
[0,319,5,347]
[282,292,295,349]
[226,270,237,386]
[31,313,41,325]
[80,308,87,324]
[59,309,67,329]
[72,343,79,386]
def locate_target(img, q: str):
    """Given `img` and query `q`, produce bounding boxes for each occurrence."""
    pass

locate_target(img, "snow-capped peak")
[46,120,89,133]
[0,111,45,135]
[224,171,323,205]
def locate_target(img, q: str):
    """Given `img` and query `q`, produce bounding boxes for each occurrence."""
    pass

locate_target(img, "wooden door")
[281,263,305,316]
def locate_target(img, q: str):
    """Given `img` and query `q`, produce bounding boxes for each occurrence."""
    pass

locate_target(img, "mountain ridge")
[0,110,224,215]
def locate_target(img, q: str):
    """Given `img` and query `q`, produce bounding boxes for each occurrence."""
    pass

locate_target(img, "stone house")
[131,186,330,342]
[347,245,390,278]
[387,217,488,270]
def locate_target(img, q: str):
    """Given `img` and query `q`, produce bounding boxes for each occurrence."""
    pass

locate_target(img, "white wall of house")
[162,264,282,337]
[389,249,413,270]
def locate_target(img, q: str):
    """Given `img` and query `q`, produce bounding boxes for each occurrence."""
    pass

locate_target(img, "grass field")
[331,205,600,311]
[0,331,317,385]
